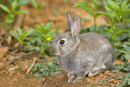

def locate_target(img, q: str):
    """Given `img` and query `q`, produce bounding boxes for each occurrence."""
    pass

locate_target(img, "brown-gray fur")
[50,11,115,83]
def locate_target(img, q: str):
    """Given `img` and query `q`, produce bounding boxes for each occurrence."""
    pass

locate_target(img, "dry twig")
[26,58,37,75]
[8,51,17,56]
[0,50,40,71]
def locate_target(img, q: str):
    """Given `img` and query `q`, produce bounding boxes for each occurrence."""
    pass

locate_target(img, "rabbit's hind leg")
[88,68,100,77]
[72,71,87,83]
[68,74,77,82]
[88,70,101,77]
[68,72,77,82]
[88,65,107,77]
[88,67,103,77]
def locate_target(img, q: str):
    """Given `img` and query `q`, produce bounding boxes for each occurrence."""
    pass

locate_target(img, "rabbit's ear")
[71,16,81,36]
[66,11,72,30]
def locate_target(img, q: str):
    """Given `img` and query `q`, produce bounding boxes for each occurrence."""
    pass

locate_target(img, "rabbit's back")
[79,32,114,58]
[79,32,111,47]
[78,32,114,70]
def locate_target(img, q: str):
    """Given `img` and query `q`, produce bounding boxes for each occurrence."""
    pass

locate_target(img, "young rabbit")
[50,11,115,83]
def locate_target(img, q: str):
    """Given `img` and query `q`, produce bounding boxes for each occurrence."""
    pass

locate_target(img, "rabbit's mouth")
[49,47,60,55]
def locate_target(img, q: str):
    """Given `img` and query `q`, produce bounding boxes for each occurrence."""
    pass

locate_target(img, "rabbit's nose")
[49,47,58,55]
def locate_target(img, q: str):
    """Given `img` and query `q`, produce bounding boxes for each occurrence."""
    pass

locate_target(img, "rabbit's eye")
[60,40,65,44]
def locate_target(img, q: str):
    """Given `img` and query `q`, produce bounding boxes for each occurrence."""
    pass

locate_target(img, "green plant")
[0,0,29,33]
[97,75,124,85]
[117,73,130,87]
[7,0,29,6]
[74,0,130,46]
[27,56,62,78]
[103,0,129,45]
[55,26,62,35]
[111,42,130,73]
[30,0,42,10]
[25,22,55,57]
[73,0,104,32]
[11,28,34,67]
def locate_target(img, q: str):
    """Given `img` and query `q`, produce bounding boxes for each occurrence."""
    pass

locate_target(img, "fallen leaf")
[0,47,8,60]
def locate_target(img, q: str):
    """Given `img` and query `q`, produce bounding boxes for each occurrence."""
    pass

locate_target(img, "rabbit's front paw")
[72,76,84,83]
[68,74,77,82]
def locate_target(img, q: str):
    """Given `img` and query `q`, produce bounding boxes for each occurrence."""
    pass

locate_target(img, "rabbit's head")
[50,11,82,55]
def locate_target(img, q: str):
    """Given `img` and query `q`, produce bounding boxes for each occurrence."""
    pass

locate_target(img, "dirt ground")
[0,0,126,87]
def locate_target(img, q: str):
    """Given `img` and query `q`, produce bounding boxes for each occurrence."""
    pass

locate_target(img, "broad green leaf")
[30,0,37,9]
[73,2,90,7]
[93,0,99,9]
[42,72,48,77]
[31,67,37,72]
[121,0,128,8]
[46,29,55,37]
[73,2,93,16]
[118,72,125,75]
[28,63,32,67]
[116,30,127,35]
[124,53,130,60]
[0,4,11,13]
[24,29,34,37]
[105,6,113,13]
[18,0,30,6]
[37,1,42,10]
[11,33,21,42]
[122,9,130,13]
[108,0,119,10]
[34,63,40,68]
[12,0,17,12]
[81,7,93,16]
[26,74,30,78]
[47,62,53,66]
[125,46,130,54]
[94,12,109,18]
[33,72,42,77]
[44,22,53,29]
[37,63,43,69]
[118,76,124,79]
[105,28,113,35]
[122,19,130,22]
[5,14,15,23]
[15,10,29,15]
[120,32,128,41]
[1,23,9,29]
[39,68,45,72]
[121,3,130,12]
[110,12,117,18]
[17,28,23,36]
